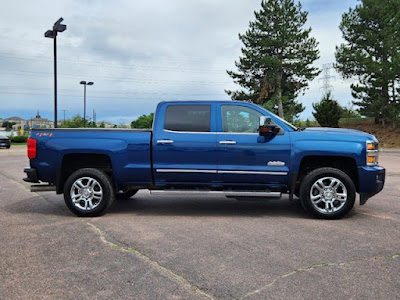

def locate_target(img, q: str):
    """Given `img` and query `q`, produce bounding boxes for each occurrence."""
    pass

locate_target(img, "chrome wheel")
[309,176,347,214]
[70,177,103,211]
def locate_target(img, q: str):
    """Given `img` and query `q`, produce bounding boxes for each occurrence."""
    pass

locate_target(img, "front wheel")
[300,167,356,219]
[64,168,115,217]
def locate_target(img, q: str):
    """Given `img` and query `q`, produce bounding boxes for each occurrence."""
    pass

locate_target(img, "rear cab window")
[164,105,211,132]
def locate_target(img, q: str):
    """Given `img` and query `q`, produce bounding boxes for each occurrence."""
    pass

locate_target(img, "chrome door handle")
[219,140,236,145]
[157,139,174,145]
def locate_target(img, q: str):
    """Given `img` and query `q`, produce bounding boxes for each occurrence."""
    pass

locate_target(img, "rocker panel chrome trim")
[217,170,287,175]
[156,169,287,176]
[156,169,217,174]
[150,190,282,197]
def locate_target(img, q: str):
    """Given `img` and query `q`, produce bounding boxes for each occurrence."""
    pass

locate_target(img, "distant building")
[96,121,116,128]
[29,111,53,129]
[4,111,54,131]
[6,117,26,131]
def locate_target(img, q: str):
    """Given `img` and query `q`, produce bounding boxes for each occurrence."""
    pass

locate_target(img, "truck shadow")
[3,195,72,217]
[109,195,310,219]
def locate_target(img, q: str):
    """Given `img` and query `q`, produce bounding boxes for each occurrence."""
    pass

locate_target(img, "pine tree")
[226,0,320,122]
[335,0,400,127]
[312,92,343,128]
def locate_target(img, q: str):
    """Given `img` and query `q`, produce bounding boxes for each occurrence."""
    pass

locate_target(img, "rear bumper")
[23,167,39,183]
[358,166,385,205]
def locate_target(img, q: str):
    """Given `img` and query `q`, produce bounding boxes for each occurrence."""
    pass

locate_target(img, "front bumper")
[358,166,385,205]
[23,167,39,183]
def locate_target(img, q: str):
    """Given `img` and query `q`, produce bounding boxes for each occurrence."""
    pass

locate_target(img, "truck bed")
[30,128,153,186]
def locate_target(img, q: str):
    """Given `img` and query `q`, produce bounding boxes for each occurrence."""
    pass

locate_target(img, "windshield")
[264,109,298,131]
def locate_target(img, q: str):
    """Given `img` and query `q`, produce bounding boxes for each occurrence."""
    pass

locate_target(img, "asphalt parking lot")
[0,146,399,300]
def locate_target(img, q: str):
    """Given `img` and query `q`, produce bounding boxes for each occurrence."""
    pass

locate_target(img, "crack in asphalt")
[359,211,400,222]
[241,251,400,299]
[87,222,216,300]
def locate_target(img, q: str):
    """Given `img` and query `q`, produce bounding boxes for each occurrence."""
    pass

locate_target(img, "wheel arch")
[57,153,113,194]
[295,155,359,194]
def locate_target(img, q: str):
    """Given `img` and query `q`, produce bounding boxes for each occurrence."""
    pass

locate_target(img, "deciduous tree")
[131,113,154,129]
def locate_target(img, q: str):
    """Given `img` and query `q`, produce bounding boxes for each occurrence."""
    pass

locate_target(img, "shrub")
[312,92,342,127]
[9,136,28,143]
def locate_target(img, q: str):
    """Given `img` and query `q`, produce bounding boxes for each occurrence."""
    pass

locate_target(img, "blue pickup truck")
[23,101,385,219]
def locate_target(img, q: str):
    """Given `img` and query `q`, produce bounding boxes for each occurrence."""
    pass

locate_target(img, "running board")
[30,184,56,192]
[150,190,281,198]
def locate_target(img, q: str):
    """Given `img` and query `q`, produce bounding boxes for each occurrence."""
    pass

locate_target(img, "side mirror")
[259,116,271,126]
[259,116,280,136]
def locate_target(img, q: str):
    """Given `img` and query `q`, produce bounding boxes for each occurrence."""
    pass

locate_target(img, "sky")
[0,0,359,124]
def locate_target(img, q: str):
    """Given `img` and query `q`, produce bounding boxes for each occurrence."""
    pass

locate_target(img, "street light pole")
[53,33,57,128]
[45,17,67,128]
[80,81,94,127]
[83,83,86,126]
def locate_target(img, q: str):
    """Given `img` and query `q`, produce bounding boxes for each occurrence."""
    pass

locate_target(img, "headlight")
[366,140,379,166]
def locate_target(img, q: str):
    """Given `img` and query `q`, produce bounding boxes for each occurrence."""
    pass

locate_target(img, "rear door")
[152,103,217,184]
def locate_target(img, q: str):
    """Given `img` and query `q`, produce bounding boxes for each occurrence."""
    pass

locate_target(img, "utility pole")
[319,63,334,96]
[62,109,67,124]
[92,109,96,127]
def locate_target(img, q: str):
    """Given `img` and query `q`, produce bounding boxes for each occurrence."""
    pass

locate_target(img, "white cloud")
[0,0,358,122]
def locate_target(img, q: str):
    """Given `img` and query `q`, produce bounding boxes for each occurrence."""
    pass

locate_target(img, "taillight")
[27,138,37,159]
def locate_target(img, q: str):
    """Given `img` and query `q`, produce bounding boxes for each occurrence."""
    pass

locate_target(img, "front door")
[216,104,290,186]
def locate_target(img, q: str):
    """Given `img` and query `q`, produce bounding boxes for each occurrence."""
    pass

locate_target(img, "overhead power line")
[0,90,229,100]
[0,53,230,74]
[0,69,231,85]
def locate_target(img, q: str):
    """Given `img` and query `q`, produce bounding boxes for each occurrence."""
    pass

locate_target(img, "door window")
[164,105,211,132]
[221,105,262,133]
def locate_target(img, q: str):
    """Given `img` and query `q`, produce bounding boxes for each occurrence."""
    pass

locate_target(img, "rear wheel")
[300,167,356,219]
[63,168,115,217]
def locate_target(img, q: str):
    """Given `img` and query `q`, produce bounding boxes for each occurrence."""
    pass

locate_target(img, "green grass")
[11,143,27,146]
[340,117,374,122]
[295,117,375,128]
[296,120,320,127]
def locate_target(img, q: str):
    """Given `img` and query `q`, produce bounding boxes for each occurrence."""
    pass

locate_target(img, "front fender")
[290,140,364,172]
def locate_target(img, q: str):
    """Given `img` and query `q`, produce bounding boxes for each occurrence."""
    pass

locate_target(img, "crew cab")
[23,101,385,219]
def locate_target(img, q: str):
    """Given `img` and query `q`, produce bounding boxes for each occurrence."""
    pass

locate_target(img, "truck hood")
[300,127,378,142]
[304,127,370,136]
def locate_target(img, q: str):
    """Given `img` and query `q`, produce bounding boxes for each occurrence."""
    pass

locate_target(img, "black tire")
[116,189,138,200]
[6,146,10,149]
[299,167,356,219]
[63,168,115,217]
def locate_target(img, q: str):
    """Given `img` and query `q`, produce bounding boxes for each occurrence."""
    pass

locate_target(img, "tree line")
[131,0,399,129]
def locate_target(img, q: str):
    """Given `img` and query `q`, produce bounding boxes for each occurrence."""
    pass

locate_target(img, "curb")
[380,148,400,153]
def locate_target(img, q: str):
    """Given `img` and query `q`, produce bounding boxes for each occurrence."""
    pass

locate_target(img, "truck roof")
[158,100,251,105]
